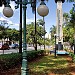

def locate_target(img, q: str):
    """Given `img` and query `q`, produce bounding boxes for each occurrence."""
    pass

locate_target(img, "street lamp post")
[3,0,49,74]
[37,1,49,50]
[19,0,22,54]
[54,34,57,58]
[3,0,36,75]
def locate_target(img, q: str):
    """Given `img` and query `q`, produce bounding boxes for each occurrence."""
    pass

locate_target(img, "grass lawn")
[28,55,75,75]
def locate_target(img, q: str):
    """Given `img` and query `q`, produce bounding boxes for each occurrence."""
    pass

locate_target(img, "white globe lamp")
[37,2,49,17]
[3,7,13,18]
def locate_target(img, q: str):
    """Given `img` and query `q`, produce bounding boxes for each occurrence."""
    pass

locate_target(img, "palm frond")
[66,0,75,2]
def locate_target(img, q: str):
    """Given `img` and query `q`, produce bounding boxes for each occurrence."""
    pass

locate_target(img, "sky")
[0,0,74,36]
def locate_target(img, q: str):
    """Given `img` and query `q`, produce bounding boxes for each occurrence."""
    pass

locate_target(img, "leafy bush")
[0,53,21,71]
[0,50,45,71]
[27,50,45,61]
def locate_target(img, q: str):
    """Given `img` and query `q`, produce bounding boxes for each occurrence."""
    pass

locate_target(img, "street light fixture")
[54,34,57,58]
[37,1,49,50]
[3,7,13,17]
[3,0,49,74]
[3,0,36,75]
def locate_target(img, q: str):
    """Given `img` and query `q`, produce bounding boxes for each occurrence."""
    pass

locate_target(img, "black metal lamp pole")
[54,34,57,58]
[19,0,22,54]
[34,1,37,51]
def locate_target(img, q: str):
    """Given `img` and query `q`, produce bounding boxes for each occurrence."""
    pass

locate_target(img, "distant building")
[48,33,51,39]
[45,33,51,39]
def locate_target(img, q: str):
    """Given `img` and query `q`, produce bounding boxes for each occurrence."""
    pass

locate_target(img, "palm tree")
[0,25,6,39]
[63,13,70,22]
[63,13,70,27]
[50,25,56,39]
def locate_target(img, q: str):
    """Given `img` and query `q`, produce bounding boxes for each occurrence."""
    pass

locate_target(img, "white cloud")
[15,23,19,26]
[22,17,35,25]
[0,17,13,25]
[0,17,6,20]
[0,5,4,13]
[26,15,40,24]
[10,1,15,11]
[26,18,35,24]
[9,23,19,30]
[0,17,35,30]
[7,20,13,25]
[0,16,40,30]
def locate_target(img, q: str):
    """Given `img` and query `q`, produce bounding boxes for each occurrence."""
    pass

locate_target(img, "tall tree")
[26,21,46,47]
[0,25,7,39]
[50,25,56,39]
[63,13,70,23]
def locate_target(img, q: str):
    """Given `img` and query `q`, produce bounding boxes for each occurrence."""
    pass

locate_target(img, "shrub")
[0,50,45,71]
[27,50,45,61]
[0,53,21,71]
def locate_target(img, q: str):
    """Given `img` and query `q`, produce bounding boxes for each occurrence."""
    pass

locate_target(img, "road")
[0,45,50,55]
[0,49,19,55]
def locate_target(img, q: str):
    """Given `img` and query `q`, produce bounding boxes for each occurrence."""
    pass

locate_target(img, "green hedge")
[0,50,45,71]
[27,50,45,61]
[0,53,21,71]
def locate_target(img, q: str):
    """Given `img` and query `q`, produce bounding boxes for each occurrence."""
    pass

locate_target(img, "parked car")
[9,44,19,49]
[0,43,10,50]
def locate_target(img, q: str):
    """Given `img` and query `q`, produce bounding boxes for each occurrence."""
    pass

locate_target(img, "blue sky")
[0,0,74,35]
